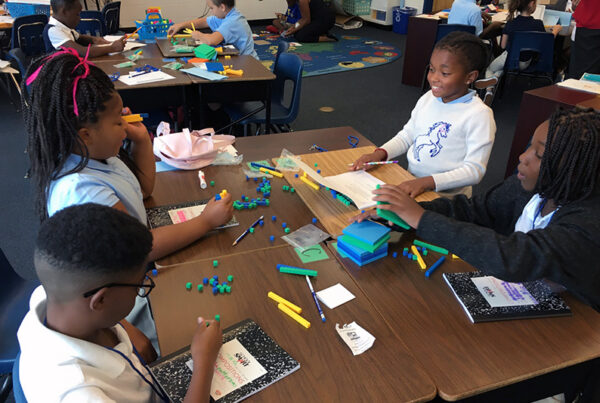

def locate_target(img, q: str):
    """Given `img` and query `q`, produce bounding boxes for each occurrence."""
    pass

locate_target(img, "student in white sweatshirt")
[352,32,496,197]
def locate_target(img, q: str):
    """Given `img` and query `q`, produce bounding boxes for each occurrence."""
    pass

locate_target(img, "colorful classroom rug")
[253,32,401,77]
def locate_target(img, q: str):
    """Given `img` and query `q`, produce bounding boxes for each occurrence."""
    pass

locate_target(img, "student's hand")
[275,12,283,19]
[110,36,126,52]
[552,25,562,36]
[122,108,151,144]
[349,208,379,224]
[282,28,294,37]
[119,319,158,364]
[191,31,203,41]
[190,317,222,369]
[372,184,426,229]
[396,176,435,198]
[93,36,111,45]
[481,12,491,23]
[200,193,233,228]
[350,149,387,171]
[167,23,183,37]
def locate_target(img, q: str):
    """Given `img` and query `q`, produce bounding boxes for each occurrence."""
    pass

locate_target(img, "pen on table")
[425,256,446,278]
[198,170,207,189]
[232,215,264,246]
[306,275,326,322]
[347,161,399,166]
[130,70,152,78]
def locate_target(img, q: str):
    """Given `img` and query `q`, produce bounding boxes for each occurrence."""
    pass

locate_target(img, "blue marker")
[425,256,446,278]
[305,275,326,322]
[250,162,279,171]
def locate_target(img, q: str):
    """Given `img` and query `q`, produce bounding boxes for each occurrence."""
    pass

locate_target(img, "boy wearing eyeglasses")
[17,204,222,402]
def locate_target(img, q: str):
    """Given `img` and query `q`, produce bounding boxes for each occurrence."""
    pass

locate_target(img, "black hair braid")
[537,108,600,205]
[434,31,489,74]
[23,51,115,221]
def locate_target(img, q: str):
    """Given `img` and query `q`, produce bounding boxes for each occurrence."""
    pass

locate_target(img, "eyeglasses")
[82,275,155,298]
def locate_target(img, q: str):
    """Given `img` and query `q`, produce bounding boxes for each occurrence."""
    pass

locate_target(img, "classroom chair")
[6,14,48,84]
[224,52,303,136]
[82,0,102,10]
[498,31,554,98]
[102,1,121,35]
[421,24,476,92]
[273,41,290,72]
[0,249,39,402]
[11,352,25,403]
[77,10,105,37]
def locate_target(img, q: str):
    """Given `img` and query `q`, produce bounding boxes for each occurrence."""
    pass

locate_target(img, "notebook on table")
[150,319,300,402]
[146,199,239,229]
[443,271,571,323]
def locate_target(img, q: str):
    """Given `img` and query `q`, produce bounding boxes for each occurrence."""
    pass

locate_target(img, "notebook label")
[471,276,538,308]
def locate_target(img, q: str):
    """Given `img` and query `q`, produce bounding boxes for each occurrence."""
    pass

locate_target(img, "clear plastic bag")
[281,224,331,250]
[274,148,300,172]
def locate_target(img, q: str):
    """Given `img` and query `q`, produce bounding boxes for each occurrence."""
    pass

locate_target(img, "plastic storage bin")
[135,8,173,42]
[343,0,372,16]
[5,1,50,18]
[393,6,417,34]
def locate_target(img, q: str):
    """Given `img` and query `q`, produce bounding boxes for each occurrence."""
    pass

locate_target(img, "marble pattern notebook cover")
[150,319,300,402]
[146,199,239,230]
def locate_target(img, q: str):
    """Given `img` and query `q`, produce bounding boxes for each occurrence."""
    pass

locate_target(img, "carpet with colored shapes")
[253,32,401,77]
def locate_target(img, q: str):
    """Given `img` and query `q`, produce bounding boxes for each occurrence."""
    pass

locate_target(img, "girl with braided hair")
[354,107,600,312]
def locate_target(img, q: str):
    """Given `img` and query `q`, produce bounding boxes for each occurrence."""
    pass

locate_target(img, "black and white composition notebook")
[146,199,239,230]
[443,271,571,323]
[150,319,300,403]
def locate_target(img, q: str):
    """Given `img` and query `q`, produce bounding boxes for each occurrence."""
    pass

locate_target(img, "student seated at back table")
[448,0,504,56]
[167,0,258,59]
[352,32,496,198]
[18,204,222,402]
[23,50,234,352]
[359,108,600,312]
[43,0,126,57]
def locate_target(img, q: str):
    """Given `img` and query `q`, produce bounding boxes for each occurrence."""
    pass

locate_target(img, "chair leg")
[243,124,248,137]
[255,125,261,136]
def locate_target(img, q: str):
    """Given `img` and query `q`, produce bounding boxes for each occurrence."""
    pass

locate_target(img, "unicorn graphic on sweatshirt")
[413,121,452,162]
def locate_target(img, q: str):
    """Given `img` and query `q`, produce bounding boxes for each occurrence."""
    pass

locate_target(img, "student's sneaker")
[483,89,495,106]
[473,76,498,90]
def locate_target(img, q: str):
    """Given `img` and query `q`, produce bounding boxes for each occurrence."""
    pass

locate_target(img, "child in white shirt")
[352,32,496,197]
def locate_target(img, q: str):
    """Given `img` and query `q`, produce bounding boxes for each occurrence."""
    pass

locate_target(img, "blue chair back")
[273,41,290,72]
[12,352,26,403]
[504,31,554,74]
[435,24,476,43]
[0,248,39,375]
[77,10,105,37]
[11,14,49,56]
[272,52,303,123]
[102,1,121,35]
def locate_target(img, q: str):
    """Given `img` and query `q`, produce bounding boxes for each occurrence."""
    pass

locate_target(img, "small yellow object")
[268,291,302,314]
[224,68,243,76]
[452,254,460,260]
[122,114,143,123]
[300,175,319,191]
[191,22,196,31]
[220,189,228,197]
[173,34,192,38]
[278,303,311,328]
[411,245,427,270]
[215,47,223,53]
[259,167,283,178]
[183,28,192,34]
[303,172,307,177]
[225,55,231,59]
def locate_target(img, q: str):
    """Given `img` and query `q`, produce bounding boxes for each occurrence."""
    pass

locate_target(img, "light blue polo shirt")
[47,154,147,223]
[448,0,483,36]
[207,7,258,59]
[435,89,477,104]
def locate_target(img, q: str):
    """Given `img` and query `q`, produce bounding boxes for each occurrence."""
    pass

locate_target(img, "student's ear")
[89,288,108,311]
[77,127,93,146]
[465,70,479,86]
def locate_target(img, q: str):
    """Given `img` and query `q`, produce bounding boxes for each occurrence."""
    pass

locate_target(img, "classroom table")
[147,127,371,268]
[149,245,437,402]
[505,84,598,178]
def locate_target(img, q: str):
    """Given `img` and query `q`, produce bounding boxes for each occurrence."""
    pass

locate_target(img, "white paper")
[223,144,238,156]
[186,338,267,400]
[492,12,509,23]
[335,322,375,356]
[168,204,206,224]
[557,78,600,94]
[471,276,538,308]
[316,283,355,309]
[104,35,147,53]
[118,71,175,86]
[0,16,15,24]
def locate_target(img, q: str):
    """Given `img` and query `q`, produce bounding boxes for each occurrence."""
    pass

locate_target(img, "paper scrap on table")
[186,338,267,400]
[118,71,175,86]
[335,322,375,356]
[471,276,538,308]
[0,60,10,69]
[168,204,239,229]
[317,283,355,309]
[181,67,228,81]
[103,35,147,54]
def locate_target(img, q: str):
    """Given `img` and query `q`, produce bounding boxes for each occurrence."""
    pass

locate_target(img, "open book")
[150,319,300,402]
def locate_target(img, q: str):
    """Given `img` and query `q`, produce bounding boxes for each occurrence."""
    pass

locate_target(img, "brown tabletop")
[506,84,598,178]
[149,246,437,402]
[577,95,600,111]
[185,55,274,84]
[327,236,600,400]
[93,58,194,90]
[147,127,374,267]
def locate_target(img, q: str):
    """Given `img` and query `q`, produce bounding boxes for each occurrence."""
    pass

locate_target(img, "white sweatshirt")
[381,90,496,194]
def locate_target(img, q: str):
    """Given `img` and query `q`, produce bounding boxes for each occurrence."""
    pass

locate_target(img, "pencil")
[306,276,326,322]
[125,26,142,40]
[232,215,263,246]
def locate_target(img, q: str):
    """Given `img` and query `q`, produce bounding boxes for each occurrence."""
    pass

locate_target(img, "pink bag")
[153,127,236,170]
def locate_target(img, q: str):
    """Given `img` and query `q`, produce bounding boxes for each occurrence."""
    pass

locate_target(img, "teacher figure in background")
[282,0,336,43]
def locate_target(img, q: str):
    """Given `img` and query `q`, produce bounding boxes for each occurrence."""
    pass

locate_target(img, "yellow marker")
[191,22,196,31]
[411,245,427,270]
[278,303,311,329]
[122,114,143,123]
[452,254,460,260]
[268,291,302,314]
[300,175,319,190]
[225,55,231,59]
[225,68,243,76]
[259,167,283,178]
